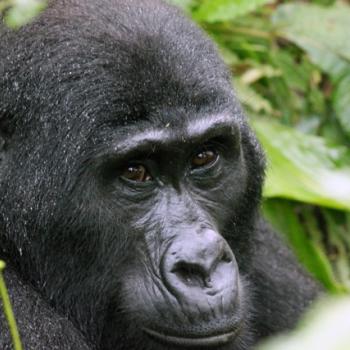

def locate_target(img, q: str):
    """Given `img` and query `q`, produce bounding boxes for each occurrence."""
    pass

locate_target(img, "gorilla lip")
[143,327,238,347]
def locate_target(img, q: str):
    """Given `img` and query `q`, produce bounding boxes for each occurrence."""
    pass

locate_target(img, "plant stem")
[0,260,23,350]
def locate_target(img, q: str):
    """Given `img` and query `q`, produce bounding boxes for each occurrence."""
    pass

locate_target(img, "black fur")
[0,267,93,349]
[0,0,320,349]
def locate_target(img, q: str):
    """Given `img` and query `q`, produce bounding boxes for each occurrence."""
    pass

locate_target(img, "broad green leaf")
[257,297,350,350]
[252,119,350,210]
[194,0,274,23]
[272,3,350,79]
[333,73,350,136]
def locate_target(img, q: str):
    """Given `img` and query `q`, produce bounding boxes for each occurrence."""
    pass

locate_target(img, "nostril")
[171,262,208,288]
[221,249,233,264]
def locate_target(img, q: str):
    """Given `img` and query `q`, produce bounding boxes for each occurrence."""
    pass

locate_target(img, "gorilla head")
[0,1,317,350]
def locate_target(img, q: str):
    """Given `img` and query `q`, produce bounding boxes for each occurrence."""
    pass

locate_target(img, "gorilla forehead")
[98,113,240,157]
[2,0,236,130]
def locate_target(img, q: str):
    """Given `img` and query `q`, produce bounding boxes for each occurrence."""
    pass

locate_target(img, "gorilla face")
[0,0,265,349]
[89,110,262,350]
[97,113,253,349]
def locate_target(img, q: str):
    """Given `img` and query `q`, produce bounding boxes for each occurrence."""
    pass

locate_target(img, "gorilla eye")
[121,164,152,182]
[191,149,218,169]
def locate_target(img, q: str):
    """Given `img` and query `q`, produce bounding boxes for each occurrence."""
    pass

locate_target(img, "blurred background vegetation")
[1,0,349,349]
[167,0,350,295]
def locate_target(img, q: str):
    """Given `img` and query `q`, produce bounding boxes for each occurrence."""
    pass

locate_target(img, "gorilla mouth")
[143,327,239,347]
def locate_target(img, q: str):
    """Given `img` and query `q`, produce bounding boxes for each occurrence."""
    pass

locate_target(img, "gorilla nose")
[162,229,237,298]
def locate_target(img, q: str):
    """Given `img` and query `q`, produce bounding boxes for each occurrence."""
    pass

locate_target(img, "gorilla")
[0,0,321,349]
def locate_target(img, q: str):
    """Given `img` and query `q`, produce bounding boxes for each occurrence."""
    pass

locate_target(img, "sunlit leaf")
[166,0,195,12]
[253,119,350,210]
[194,0,274,23]
[4,0,47,29]
[257,297,350,350]
[272,3,350,79]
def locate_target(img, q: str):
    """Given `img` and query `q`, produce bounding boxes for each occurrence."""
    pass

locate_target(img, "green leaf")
[194,0,274,23]
[263,200,344,292]
[166,0,195,12]
[257,297,350,350]
[234,78,273,114]
[272,3,350,79]
[252,119,350,210]
[4,0,47,29]
[321,210,350,290]
[271,51,309,93]
[333,73,350,137]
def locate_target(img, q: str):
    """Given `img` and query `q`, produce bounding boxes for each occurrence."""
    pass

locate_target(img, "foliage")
[193,0,275,23]
[168,0,350,293]
[257,296,350,350]
[0,0,46,28]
